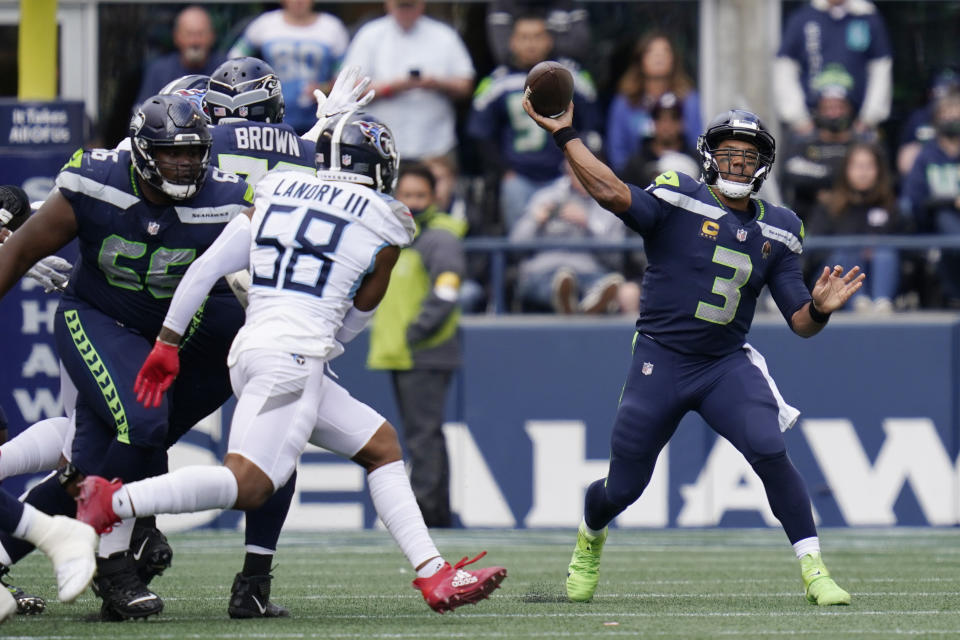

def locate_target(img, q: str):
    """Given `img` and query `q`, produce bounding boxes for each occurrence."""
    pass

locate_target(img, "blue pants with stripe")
[584,333,817,544]
[55,295,242,481]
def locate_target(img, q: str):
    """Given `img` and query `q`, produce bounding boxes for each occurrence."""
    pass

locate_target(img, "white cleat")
[34,516,98,603]
[0,585,15,622]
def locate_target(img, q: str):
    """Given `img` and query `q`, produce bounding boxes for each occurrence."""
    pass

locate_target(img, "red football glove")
[134,340,180,408]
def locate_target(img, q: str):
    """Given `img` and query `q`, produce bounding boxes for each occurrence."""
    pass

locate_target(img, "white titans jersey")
[228,170,413,365]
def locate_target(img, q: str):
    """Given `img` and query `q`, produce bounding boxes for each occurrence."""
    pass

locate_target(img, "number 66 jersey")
[57,148,254,338]
[227,170,414,365]
[620,171,812,357]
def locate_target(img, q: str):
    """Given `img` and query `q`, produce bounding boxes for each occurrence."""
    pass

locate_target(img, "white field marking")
[9,633,960,640]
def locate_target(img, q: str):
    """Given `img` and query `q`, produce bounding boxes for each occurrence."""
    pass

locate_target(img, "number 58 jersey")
[228,170,415,365]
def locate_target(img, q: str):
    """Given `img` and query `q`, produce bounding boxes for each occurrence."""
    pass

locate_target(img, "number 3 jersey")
[56,148,254,337]
[228,170,414,364]
[620,171,812,357]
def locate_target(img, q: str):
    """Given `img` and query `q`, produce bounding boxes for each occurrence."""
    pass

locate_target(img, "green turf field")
[2,527,957,638]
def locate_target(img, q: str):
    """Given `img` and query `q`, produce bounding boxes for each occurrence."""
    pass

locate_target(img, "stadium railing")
[465,234,960,313]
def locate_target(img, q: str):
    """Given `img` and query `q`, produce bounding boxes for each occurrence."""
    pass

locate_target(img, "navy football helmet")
[315,111,399,194]
[159,74,211,123]
[204,57,284,124]
[130,94,212,200]
[697,109,776,199]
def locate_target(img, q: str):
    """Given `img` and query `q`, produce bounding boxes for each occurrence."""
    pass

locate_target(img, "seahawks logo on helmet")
[355,120,396,160]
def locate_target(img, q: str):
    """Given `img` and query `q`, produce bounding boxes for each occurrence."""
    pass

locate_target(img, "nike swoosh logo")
[132,537,149,562]
[251,595,267,615]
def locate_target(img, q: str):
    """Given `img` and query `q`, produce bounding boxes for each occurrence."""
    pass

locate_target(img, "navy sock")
[243,470,296,551]
[751,451,817,544]
[242,552,272,577]
[583,478,620,531]
[0,490,24,533]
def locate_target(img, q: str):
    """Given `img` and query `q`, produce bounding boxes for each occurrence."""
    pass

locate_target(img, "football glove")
[302,66,375,143]
[26,256,73,293]
[134,340,180,408]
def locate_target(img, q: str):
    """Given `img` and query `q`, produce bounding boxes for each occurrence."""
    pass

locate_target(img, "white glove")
[26,256,72,293]
[302,66,375,143]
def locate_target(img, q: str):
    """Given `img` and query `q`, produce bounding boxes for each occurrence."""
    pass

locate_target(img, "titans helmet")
[315,111,399,195]
[159,74,211,123]
[696,109,776,199]
[204,57,284,124]
[130,94,212,200]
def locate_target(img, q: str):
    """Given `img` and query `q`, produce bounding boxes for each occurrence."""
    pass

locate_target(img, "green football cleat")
[800,552,851,606]
[566,523,607,602]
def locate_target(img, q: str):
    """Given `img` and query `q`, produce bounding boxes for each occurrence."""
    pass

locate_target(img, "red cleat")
[76,476,124,534]
[412,551,507,614]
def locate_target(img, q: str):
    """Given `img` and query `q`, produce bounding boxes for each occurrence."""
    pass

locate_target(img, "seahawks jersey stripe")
[56,148,253,338]
[619,171,811,357]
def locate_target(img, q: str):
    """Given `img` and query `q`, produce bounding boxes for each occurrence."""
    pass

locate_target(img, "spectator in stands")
[806,141,900,313]
[510,160,638,315]
[780,85,869,222]
[341,0,475,162]
[774,0,892,137]
[903,92,960,307]
[367,163,467,528]
[135,6,226,108]
[423,157,488,313]
[468,12,601,233]
[605,32,701,175]
[228,0,349,135]
[621,92,699,188]
[897,69,960,176]
[486,1,590,65]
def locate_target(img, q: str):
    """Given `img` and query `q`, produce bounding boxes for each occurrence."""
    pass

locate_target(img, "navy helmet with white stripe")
[130,94,212,200]
[697,110,776,199]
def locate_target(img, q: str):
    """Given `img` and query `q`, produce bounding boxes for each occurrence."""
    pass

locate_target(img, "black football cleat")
[93,551,163,621]
[130,520,173,585]
[0,565,45,615]
[228,573,289,618]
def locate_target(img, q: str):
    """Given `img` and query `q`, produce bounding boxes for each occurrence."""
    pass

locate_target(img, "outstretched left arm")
[791,265,865,338]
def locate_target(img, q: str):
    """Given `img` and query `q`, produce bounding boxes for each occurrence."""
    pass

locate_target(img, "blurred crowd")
[126,0,960,314]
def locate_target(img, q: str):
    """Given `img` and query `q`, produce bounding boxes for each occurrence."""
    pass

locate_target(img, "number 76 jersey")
[621,171,812,357]
[229,170,415,364]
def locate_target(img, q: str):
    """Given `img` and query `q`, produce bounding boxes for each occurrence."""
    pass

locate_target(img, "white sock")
[793,536,821,559]
[97,517,135,558]
[115,465,238,519]
[582,519,605,539]
[0,541,12,566]
[0,417,70,479]
[416,557,445,579]
[13,503,38,540]
[367,460,442,572]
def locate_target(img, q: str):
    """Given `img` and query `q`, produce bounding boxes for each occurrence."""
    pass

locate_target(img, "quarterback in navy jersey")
[524,97,864,607]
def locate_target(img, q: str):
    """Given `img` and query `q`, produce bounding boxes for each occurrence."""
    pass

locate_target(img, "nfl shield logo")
[147,221,160,235]
[641,362,654,376]
[342,154,352,166]
[736,228,748,242]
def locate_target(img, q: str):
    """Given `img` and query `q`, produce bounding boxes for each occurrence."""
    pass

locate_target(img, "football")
[524,61,574,118]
